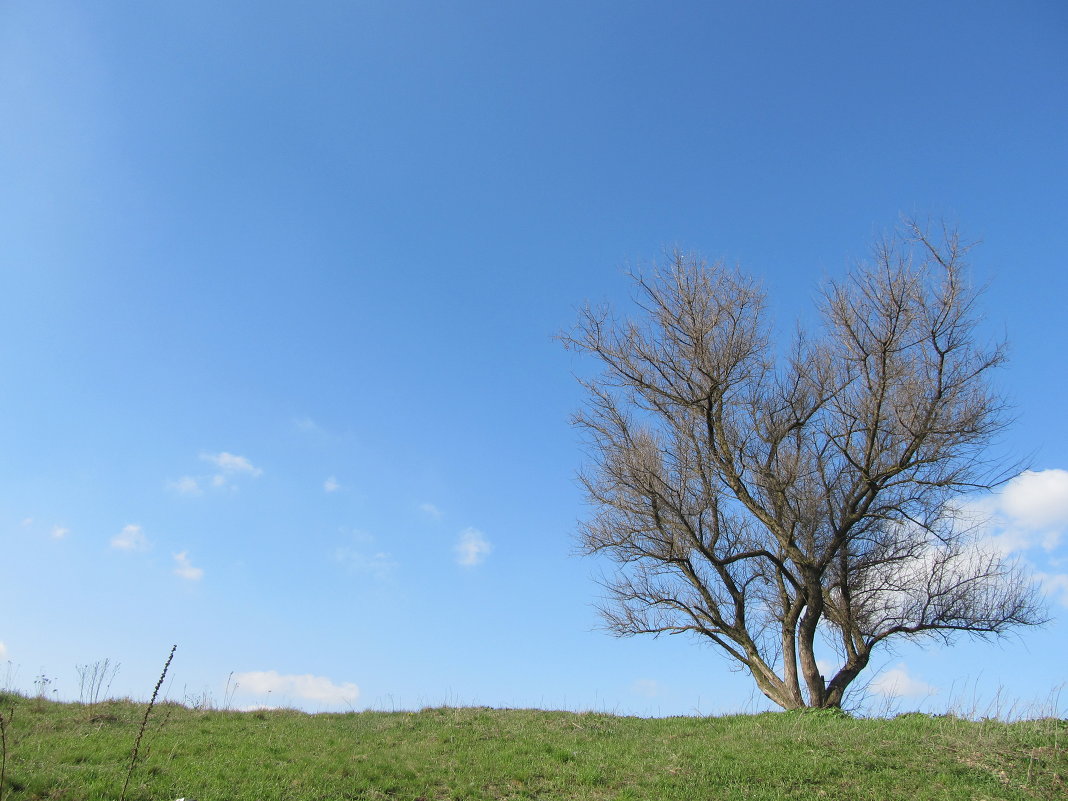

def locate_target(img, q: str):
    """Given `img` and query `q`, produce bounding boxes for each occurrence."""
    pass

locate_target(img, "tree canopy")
[562,221,1046,710]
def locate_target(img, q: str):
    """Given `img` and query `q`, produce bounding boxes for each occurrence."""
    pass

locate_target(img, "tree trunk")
[780,628,806,709]
[824,654,870,708]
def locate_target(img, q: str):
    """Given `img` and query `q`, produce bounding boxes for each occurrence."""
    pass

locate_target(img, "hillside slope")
[0,695,1064,800]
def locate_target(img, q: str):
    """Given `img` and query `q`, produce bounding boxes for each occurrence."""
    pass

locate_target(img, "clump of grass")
[28,675,55,714]
[119,644,175,801]
[76,659,120,720]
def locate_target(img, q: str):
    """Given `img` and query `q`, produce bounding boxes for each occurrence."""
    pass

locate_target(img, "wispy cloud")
[419,502,443,520]
[0,641,6,660]
[294,417,322,434]
[232,670,359,705]
[111,524,148,551]
[334,547,396,580]
[201,451,263,477]
[333,530,395,579]
[631,678,662,698]
[173,551,204,581]
[1034,572,1068,607]
[455,527,492,567]
[324,476,341,493]
[169,451,264,495]
[51,525,69,539]
[870,663,937,698]
[167,476,203,496]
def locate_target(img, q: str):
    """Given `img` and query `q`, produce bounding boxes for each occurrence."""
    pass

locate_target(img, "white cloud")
[201,452,263,477]
[51,525,69,539]
[173,551,204,581]
[324,476,340,493]
[1034,571,1068,607]
[870,663,937,698]
[975,469,1068,555]
[334,530,395,579]
[419,502,443,519]
[167,475,203,496]
[999,470,1068,530]
[232,670,359,705]
[170,452,263,495]
[111,524,148,551]
[0,641,6,659]
[343,528,374,545]
[334,546,395,580]
[631,678,662,698]
[20,517,33,527]
[455,527,492,567]
[294,417,322,434]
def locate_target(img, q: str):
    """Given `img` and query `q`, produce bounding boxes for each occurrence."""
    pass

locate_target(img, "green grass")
[0,693,1064,800]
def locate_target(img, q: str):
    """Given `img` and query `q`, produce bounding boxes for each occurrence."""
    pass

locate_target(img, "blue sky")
[1,1,1066,716]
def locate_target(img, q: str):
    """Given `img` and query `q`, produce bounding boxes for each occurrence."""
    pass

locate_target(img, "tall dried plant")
[119,645,176,801]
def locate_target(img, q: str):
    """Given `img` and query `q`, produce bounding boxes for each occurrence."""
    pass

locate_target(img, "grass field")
[0,693,1064,800]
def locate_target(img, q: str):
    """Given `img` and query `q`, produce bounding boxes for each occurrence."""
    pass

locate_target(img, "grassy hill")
[0,693,1064,800]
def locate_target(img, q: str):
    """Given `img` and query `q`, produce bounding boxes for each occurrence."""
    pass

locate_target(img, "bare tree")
[561,221,1046,710]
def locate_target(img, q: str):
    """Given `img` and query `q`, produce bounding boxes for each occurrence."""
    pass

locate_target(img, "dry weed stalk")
[119,644,176,801]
